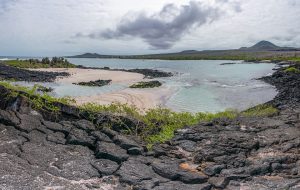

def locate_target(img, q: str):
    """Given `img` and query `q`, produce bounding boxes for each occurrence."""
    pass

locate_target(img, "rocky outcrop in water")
[126,69,173,78]
[73,80,112,87]
[0,64,300,189]
[0,63,69,82]
[129,81,162,88]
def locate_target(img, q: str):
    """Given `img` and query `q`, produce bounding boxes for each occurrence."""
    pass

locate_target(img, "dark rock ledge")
[0,62,69,82]
[0,64,300,189]
[0,61,172,83]
[76,65,174,78]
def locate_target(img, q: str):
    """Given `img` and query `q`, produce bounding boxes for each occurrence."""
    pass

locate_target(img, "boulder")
[95,142,129,163]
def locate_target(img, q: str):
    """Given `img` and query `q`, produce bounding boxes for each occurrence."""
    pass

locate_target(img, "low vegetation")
[126,52,300,62]
[286,57,300,62]
[3,57,76,68]
[80,102,278,146]
[242,104,278,117]
[73,79,112,87]
[284,66,300,74]
[129,81,162,88]
[79,103,237,146]
[0,81,75,112]
[0,81,279,146]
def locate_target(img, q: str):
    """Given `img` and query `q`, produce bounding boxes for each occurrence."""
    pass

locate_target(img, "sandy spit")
[30,68,175,111]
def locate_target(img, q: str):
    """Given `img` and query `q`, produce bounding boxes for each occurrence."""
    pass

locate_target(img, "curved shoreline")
[30,68,173,110]
[29,64,278,112]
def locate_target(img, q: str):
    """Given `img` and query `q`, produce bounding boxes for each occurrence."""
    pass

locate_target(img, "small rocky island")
[73,79,112,87]
[129,81,162,88]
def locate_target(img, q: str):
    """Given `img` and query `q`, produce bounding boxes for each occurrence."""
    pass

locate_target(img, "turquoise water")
[11,58,277,113]
[65,58,277,113]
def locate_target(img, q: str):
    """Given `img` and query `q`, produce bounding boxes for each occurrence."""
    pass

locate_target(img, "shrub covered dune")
[3,57,76,68]
[0,81,278,147]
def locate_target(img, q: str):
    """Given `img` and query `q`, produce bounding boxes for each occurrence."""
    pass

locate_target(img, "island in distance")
[67,41,300,60]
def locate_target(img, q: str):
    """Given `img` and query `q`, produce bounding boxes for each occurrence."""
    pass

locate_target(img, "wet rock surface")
[0,62,69,82]
[0,64,300,189]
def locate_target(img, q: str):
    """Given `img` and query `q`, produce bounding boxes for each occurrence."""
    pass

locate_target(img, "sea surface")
[65,58,277,113]
[5,57,277,113]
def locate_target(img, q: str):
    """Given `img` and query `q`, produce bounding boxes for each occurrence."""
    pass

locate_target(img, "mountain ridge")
[67,41,300,60]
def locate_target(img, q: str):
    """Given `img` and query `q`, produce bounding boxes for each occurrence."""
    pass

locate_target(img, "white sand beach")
[30,68,174,110]
[31,68,144,84]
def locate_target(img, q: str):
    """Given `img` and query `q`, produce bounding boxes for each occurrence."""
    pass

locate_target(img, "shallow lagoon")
[70,59,277,112]
[16,59,277,113]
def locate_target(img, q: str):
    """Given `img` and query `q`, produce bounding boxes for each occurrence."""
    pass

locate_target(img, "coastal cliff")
[0,64,300,189]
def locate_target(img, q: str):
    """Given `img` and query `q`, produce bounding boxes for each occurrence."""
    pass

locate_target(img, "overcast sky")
[0,0,299,56]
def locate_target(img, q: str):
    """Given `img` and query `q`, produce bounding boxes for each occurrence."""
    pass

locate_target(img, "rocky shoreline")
[0,61,172,83]
[0,63,300,189]
[77,65,173,78]
[0,62,70,82]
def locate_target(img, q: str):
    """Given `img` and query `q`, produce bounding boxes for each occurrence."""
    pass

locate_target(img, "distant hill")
[248,41,280,50]
[67,53,119,58]
[67,41,300,60]
[240,41,299,51]
[178,50,198,54]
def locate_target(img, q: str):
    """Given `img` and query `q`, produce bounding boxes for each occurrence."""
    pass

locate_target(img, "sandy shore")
[75,86,175,111]
[31,68,144,84]
[30,68,174,110]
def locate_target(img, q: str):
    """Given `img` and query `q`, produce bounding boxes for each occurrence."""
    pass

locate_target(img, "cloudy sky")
[0,0,299,56]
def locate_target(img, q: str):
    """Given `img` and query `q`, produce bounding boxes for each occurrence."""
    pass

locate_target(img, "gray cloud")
[0,0,18,14]
[90,1,225,49]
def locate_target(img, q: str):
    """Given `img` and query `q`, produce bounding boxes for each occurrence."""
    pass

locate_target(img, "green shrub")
[3,57,76,69]
[0,81,75,112]
[284,67,300,73]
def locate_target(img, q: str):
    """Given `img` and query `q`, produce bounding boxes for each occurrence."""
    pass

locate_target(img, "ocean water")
[64,58,277,113]
[9,58,277,113]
